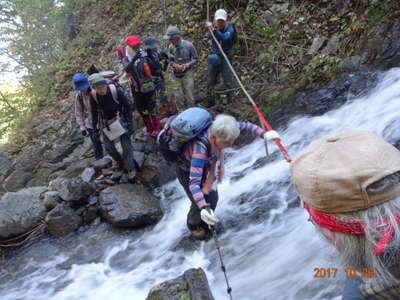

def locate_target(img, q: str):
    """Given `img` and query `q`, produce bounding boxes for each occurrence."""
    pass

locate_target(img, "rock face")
[0,186,47,239]
[98,184,163,228]
[45,204,82,237]
[58,177,95,206]
[146,268,215,300]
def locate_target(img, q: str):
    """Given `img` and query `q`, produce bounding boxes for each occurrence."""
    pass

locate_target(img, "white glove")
[200,207,218,226]
[263,130,280,142]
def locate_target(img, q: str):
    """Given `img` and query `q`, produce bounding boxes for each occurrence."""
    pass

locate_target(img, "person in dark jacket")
[122,35,159,136]
[143,36,173,120]
[89,73,137,180]
[291,131,400,300]
[205,9,236,107]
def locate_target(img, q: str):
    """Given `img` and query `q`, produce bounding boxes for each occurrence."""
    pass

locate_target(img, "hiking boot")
[127,170,137,181]
[190,228,206,240]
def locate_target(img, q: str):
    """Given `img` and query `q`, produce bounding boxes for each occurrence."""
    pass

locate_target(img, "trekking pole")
[211,226,233,300]
[205,1,291,162]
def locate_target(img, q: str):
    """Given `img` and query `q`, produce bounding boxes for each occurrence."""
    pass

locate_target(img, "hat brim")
[90,80,107,86]
[74,81,90,91]
[215,16,227,21]
[144,43,157,50]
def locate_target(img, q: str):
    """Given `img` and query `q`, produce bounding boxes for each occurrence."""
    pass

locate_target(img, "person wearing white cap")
[205,9,236,107]
[291,130,400,299]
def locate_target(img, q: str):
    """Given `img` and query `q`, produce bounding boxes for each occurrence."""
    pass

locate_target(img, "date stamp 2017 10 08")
[313,267,375,279]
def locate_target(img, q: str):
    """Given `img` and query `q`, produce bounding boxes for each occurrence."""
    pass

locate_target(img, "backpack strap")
[109,84,119,104]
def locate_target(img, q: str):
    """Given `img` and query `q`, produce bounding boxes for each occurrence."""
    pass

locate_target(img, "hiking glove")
[81,130,88,137]
[200,206,218,227]
[263,130,280,142]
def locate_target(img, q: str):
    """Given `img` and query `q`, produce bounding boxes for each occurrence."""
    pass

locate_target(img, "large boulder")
[98,184,163,228]
[58,177,95,206]
[146,268,215,300]
[0,186,47,239]
[45,204,82,237]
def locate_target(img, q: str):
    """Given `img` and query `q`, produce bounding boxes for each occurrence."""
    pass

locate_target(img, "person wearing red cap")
[121,35,160,137]
[291,130,400,299]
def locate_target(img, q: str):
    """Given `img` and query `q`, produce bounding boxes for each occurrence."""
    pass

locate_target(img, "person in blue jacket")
[205,8,236,107]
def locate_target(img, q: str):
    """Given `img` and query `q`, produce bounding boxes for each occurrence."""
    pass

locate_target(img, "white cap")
[215,9,228,21]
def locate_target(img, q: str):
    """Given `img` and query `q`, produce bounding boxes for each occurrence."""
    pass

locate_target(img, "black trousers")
[133,90,156,116]
[176,166,218,231]
[88,128,103,160]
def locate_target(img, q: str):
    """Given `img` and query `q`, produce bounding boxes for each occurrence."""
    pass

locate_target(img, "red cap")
[125,35,141,47]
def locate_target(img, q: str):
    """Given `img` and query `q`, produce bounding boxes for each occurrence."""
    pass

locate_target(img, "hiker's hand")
[201,206,218,226]
[206,21,212,29]
[81,130,88,137]
[263,130,280,142]
[172,63,181,71]
[181,64,187,72]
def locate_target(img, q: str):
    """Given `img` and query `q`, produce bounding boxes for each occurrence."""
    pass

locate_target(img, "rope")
[205,0,292,162]
[0,222,46,248]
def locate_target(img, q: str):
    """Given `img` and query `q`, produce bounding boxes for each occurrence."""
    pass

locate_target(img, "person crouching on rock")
[177,114,280,240]
[291,130,400,300]
[88,73,138,181]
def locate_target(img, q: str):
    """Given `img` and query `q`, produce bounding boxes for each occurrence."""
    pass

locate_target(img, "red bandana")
[304,203,400,256]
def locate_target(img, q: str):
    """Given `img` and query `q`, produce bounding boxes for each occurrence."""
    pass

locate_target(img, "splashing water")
[1,69,400,300]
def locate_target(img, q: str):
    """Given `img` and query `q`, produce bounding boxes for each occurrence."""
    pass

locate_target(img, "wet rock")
[141,153,177,187]
[58,178,95,206]
[0,186,47,239]
[45,204,82,237]
[83,206,99,224]
[44,191,61,210]
[48,177,68,191]
[81,167,96,182]
[146,268,214,300]
[93,157,112,171]
[99,184,163,228]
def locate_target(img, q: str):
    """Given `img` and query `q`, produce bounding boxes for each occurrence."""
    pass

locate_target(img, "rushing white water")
[2,68,400,300]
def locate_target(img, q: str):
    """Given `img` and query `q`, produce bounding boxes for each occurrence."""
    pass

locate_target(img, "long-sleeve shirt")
[211,24,235,55]
[90,86,132,129]
[74,91,93,130]
[168,39,198,69]
[185,122,264,208]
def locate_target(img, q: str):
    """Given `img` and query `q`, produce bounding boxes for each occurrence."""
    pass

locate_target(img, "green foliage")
[177,282,189,292]
[0,85,33,142]
[303,54,342,85]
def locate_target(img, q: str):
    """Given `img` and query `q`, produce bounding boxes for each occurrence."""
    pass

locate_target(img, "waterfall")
[1,68,400,300]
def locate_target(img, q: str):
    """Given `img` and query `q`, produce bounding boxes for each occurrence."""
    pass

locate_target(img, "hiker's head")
[214,9,228,30]
[210,114,240,149]
[143,37,158,52]
[164,26,181,45]
[125,35,141,52]
[72,73,89,91]
[291,130,400,282]
[88,73,107,95]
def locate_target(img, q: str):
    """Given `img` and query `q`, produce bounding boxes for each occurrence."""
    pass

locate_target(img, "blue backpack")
[157,107,212,162]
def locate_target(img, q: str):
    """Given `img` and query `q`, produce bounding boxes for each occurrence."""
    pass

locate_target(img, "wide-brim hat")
[290,130,400,213]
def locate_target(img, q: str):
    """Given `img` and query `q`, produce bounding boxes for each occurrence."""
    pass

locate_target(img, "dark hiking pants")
[176,166,218,232]
[88,128,103,160]
[207,57,234,101]
[102,133,136,172]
